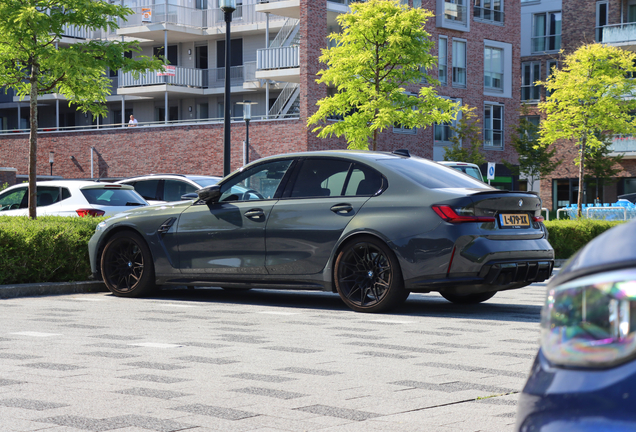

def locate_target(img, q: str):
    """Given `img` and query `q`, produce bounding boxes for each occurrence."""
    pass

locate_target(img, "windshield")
[452,166,484,182]
[81,189,147,206]
[383,158,492,189]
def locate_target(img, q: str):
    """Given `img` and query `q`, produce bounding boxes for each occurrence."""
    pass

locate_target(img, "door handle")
[244,208,265,219]
[330,203,353,214]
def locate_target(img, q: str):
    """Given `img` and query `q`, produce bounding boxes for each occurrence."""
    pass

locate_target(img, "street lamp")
[220,0,236,176]
[237,100,257,166]
[49,151,54,176]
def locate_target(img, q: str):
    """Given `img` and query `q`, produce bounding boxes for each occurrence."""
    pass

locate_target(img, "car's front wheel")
[334,236,409,313]
[440,291,496,304]
[101,231,155,297]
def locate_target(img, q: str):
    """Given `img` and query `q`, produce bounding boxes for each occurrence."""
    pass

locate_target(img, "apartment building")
[521,0,636,210]
[0,0,521,186]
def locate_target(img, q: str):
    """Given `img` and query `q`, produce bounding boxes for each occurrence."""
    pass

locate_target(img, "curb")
[0,281,108,300]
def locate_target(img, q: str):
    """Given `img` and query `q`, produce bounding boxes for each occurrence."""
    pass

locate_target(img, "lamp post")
[220,0,236,176]
[48,151,54,176]
[237,100,257,166]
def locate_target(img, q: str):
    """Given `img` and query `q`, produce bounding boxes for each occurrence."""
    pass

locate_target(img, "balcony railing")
[444,1,467,25]
[257,46,299,70]
[601,23,636,44]
[61,24,94,39]
[610,135,636,156]
[116,3,284,30]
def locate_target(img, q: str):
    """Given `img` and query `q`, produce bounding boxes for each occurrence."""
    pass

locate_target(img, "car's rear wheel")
[101,231,155,297]
[334,236,409,313]
[440,291,496,304]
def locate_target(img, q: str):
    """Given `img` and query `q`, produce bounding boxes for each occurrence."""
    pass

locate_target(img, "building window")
[545,60,558,97]
[439,36,448,85]
[532,11,561,53]
[474,0,503,23]
[445,0,467,25]
[484,104,503,148]
[484,46,503,91]
[596,1,608,42]
[393,93,417,135]
[435,97,460,144]
[413,0,422,7]
[521,62,541,102]
[452,39,466,87]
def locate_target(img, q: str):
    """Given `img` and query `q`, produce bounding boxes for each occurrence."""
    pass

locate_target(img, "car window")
[191,178,219,188]
[36,187,63,207]
[219,160,293,202]
[130,180,160,201]
[344,164,384,196]
[0,187,27,211]
[81,188,147,206]
[384,158,491,189]
[164,180,197,201]
[61,188,71,200]
[291,159,352,198]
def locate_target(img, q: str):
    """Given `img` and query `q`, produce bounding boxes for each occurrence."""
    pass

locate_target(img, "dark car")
[516,219,636,431]
[88,150,554,313]
[116,174,222,205]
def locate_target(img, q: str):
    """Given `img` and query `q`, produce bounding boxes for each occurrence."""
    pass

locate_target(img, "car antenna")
[393,149,410,157]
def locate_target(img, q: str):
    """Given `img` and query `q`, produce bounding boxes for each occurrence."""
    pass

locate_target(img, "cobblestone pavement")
[0,281,551,432]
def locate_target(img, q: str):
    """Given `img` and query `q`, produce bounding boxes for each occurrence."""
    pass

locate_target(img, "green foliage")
[584,132,624,185]
[0,183,8,192]
[443,106,486,166]
[504,107,561,191]
[307,0,458,150]
[539,43,636,217]
[0,216,104,284]
[544,219,624,259]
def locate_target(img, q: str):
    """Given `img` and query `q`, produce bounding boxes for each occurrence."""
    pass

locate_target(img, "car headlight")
[541,269,636,368]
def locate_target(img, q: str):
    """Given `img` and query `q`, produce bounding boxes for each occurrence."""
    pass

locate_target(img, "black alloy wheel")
[101,231,155,297]
[440,291,496,304]
[335,236,409,313]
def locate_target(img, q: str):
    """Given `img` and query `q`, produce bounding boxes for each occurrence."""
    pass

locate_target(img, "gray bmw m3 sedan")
[88,150,554,313]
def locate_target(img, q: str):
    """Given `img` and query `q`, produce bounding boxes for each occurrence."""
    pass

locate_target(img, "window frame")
[439,36,448,85]
[473,0,504,24]
[596,1,609,42]
[434,97,462,145]
[484,46,504,92]
[545,59,558,98]
[531,11,562,53]
[452,39,467,88]
[484,103,504,149]
[521,61,541,102]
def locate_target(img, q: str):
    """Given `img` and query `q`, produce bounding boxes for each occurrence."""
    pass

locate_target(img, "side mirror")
[180,192,199,201]
[197,185,221,203]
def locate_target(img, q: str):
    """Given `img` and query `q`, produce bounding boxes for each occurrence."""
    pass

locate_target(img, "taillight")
[533,216,545,222]
[76,209,106,217]
[432,205,496,223]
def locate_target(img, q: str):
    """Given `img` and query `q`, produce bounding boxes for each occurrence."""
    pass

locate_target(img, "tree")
[504,107,561,191]
[539,43,636,217]
[307,0,458,151]
[442,106,486,167]
[0,0,163,219]
[584,132,624,202]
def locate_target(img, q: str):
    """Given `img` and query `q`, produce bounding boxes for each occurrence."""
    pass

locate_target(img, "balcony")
[610,135,636,159]
[256,46,300,83]
[601,23,636,48]
[437,0,469,32]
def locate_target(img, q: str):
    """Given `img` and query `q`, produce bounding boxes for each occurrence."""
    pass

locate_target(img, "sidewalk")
[0,280,107,299]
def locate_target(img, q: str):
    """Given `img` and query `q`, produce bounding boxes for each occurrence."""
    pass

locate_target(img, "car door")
[0,185,28,216]
[176,159,294,275]
[265,158,384,275]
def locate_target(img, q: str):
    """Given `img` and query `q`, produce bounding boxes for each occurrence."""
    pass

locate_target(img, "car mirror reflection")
[197,185,221,203]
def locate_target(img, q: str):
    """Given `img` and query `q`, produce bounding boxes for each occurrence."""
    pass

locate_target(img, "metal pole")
[223,11,232,176]
[91,147,94,179]
[121,95,125,127]
[56,99,59,131]
[244,118,249,165]
[265,12,269,118]
[164,29,168,125]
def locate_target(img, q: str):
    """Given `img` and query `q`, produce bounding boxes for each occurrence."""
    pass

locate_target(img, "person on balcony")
[128,115,138,127]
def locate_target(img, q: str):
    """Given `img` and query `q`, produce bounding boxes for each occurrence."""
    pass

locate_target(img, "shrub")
[545,219,624,260]
[0,216,105,285]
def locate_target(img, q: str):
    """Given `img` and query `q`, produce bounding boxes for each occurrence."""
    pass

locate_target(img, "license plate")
[499,213,530,228]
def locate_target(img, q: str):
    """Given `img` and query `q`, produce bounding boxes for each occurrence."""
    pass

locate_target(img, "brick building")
[0,0,521,189]
[521,0,636,210]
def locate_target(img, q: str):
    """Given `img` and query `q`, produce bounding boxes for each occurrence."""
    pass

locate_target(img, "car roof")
[438,161,481,167]
[4,180,134,189]
[117,174,221,182]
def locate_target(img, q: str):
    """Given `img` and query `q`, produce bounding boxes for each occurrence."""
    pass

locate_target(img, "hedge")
[0,216,105,285]
[544,219,624,260]
[0,216,627,285]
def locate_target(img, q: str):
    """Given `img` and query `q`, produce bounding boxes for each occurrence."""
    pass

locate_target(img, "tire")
[100,231,155,297]
[334,236,409,313]
[440,291,496,304]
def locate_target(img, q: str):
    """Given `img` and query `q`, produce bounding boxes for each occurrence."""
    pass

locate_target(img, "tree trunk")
[577,134,586,219]
[28,64,39,220]
[372,129,377,151]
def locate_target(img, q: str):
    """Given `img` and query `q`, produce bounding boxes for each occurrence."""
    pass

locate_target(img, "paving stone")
[405,330,456,337]
[347,341,450,355]
[391,380,516,394]
[356,351,417,359]
[142,317,182,322]
[217,334,268,344]
[215,320,257,326]
[171,404,259,420]
[120,374,190,384]
[295,405,381,421]
[489,351,536,359]
[423,362,527,378]
[0,379,25,386]
[500,339,539,345]
[175,355,238,365]
[45,308,82,312]
[277,367,342,376]
[124,361,188,370]
[334,333,387,340]
[231,386,307,400]
[178,342,229,349]
[22,363,83,371]
[81,351,140,359]
[90,335,144,341]
[262,346,321,354]
[227,373,296,383]
[115,387,190,400]
[215,326,259,333]
[0,398,69,411]
[61,324,107,329]
[36,415,130,431]
[0,337,12,342]
[0,353,41,360]
[85,343,137,349]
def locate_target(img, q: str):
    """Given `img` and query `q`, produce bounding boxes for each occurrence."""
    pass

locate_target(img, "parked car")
[116,174,222,205]
[438,161,485,182]
[516,219,636,431]
[0,181,147,217]
[618,192,636,204]
[89,150,554,312]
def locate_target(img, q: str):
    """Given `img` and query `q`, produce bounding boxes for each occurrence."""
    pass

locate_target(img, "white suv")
[438,161,485,182]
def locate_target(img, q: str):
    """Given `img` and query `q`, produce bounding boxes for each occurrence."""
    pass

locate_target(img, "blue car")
[516,219,636,431]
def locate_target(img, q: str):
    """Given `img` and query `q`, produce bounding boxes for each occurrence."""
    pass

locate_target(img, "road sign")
[487,162,496,181]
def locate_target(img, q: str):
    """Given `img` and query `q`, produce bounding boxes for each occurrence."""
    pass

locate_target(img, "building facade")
[0,0,521,187]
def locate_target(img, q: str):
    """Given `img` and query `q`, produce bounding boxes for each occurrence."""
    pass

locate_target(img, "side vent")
[393,149,410,157]
[157,217,177,236]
